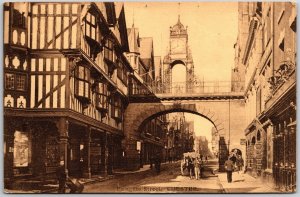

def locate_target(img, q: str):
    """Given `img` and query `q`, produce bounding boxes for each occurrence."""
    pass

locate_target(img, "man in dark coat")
[224,156,234,183]
[56,160,67,193]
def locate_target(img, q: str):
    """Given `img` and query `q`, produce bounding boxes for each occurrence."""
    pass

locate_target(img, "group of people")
[181,156,207,180]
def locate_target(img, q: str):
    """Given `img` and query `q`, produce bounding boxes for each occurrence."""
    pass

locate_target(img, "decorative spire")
[178,15,180,24]
[132,8,135,27]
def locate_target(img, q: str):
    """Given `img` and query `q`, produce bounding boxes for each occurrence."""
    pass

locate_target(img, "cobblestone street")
[84,160,223,193]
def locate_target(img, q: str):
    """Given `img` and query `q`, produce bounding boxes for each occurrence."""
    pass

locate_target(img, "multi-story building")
[3,2,158,188]
[126,24,168,167]
[4,2,167,188]
[165,113,194,161]
[238,2,296,191]
[194,136,212,158]
[139,115,167,166]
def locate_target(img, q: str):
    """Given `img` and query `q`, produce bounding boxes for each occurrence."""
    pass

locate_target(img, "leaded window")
[94,82,108,111]
[74,65,91,103]
[5,73,26,91]
[117,60,128,85]
[104,39,114,62]
[83,11,103,60]
[111,95,122,120]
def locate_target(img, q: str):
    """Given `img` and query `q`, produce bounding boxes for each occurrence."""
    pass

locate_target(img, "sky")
[124,2,238,151]
[124,2,238,81]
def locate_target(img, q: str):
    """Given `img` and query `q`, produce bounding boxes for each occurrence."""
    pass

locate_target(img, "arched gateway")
[123,98,246,171]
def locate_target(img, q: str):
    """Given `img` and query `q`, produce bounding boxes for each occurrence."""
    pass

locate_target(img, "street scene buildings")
[3,2,296,193]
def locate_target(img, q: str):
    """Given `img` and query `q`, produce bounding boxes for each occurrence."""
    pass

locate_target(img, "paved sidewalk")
[218,171,278,193]
[5,162,174,194]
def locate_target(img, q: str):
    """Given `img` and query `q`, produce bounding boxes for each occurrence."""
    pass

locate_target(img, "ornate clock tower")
[162,15,195,93]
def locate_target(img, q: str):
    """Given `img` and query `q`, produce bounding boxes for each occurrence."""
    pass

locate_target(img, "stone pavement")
[4,162,170,194]
[217,171,277,193]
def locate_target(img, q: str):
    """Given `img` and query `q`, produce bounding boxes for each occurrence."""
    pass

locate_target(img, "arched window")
[257,131,261,141]
[251,136,256,145]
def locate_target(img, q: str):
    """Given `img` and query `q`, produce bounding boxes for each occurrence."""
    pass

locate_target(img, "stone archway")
[123,99,247,170]
[125,103,227,139]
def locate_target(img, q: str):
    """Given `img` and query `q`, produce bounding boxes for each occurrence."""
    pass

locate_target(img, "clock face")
[171,38,186,54]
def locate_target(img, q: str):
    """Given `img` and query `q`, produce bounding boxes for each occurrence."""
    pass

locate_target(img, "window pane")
[5,73,15,90]
[85,82,89,97]
[86,23,90,37]
[91,15,95,25]
[16,75,26,91]
[78,81,84,96]
[91,26,95,40]
[78,66,85,79]
[85,67,90,80]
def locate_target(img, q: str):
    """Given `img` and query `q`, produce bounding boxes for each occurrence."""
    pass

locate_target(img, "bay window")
[104,39,114,62]
[117,61,128,85]
[111,95,122,121]
[104,39,117,76]
[74,65,91,103]
[94,81,109,112]
[83,11,102,60]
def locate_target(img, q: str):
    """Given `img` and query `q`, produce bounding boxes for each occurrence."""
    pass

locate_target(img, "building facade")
[3,2,163,188]
[238,2,296,191]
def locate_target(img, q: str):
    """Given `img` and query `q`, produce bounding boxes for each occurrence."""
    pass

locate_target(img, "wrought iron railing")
[137,81,244,95]
[273,163,296,192]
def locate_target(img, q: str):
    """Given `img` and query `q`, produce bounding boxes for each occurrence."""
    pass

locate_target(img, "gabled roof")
[127,25,140,53]
[139,37,153,59]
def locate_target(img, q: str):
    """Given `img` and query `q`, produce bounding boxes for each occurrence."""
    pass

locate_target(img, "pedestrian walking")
[56,160,67,193]
[224,156,235,183]
[205,156,208,163]
[187,157,194,179]
[194,157,200,180]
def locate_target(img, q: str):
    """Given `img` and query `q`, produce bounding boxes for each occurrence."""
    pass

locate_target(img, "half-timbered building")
[4,2,133,187]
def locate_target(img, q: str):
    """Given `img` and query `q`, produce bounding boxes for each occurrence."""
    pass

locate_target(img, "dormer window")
[83,11,102,60]
[84,12,97,41]
[74,65,91,104]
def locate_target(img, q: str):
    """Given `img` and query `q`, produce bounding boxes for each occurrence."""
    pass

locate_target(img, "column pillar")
[57,117,69,176]
[125,136,141,171]
[104,132,108,176]
[83,127,91,178]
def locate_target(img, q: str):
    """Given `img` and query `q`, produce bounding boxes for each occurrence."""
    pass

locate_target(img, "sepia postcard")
[3,1,296,194]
